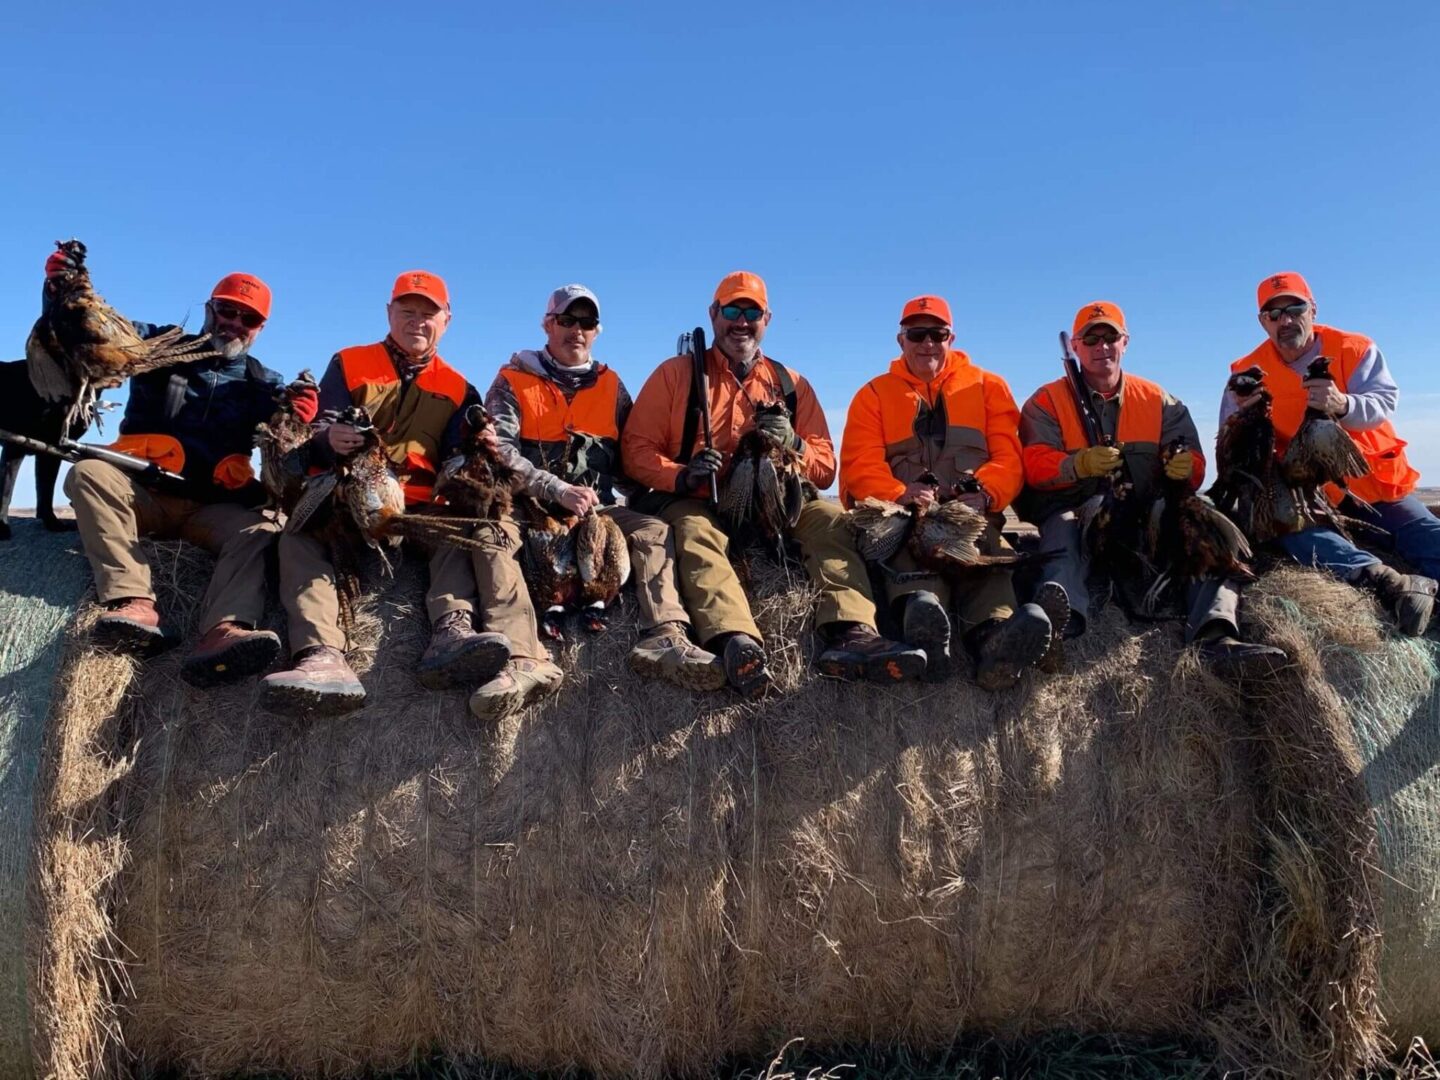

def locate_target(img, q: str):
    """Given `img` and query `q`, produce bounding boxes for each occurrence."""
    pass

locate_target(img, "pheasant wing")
[285,471,338,534]
[847,497,911,562]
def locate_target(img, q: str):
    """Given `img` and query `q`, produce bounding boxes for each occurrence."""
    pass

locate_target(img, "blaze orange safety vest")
[1013,374,1168,523]
[337,343,469,505]
[1232,325,1419,504]
[497,366,623,502]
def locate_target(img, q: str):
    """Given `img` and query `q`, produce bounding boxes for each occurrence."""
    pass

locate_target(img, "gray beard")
[212,335,248,360]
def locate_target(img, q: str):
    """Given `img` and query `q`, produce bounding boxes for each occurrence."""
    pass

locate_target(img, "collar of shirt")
[384,336,431,381]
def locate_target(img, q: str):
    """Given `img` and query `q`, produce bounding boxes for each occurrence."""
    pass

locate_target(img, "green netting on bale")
[0,523,92,1078]
[1257,586,1440,1039]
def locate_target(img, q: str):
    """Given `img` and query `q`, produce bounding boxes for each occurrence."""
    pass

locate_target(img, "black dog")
[0,357,87,540]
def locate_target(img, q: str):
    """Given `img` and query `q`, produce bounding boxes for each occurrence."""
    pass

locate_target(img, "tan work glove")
[1073,445,1124,479]
[1164,450,1195,480]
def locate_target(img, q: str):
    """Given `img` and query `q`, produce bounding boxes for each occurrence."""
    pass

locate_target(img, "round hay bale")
[17,538,1440,1078]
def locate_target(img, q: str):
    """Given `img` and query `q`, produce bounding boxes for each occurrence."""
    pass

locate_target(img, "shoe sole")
[260,682,367,718]
[181,632,282,689]
[723,640,772,700]
[902,598,953,682]
[816,646,929,684]
[1032,583,1071,675]
[629,652,729,692]
[975,611,1052,692]
[469,673,563,723]
[93,618,178,658]
[416,637,512,691]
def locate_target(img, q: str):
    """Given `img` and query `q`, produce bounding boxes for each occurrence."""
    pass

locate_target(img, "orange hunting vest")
[1232,325,1419,504]
[337,343,469,505]
[498,365,623,502]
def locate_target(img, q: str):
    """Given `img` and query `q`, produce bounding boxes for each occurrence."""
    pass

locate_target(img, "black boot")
[899,591,952,682]
[968,604,1053,692]
[1353,564,1438,636]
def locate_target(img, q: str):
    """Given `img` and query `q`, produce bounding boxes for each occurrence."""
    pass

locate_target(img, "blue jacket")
[122,323,285,504]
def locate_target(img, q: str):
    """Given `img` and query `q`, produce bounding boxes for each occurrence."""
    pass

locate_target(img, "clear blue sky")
[3,1,1438,509]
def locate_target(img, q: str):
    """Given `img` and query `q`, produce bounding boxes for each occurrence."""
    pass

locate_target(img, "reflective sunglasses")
[210,300,265,329]
[1262,301,1309,322]
[719,304,764,321]
[553,313,599,330]
[1079,329,1122,346]
[903,326,951,344]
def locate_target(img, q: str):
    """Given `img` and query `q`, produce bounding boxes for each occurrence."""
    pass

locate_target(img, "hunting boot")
[969,603,1053,692]
[898,591,952,682]
[629,621,727,691]
[468,656,564,722]
[1032,582,1072,675]
[1194,629,1289,678]
[1353,564,1438,636]
[416,610,512,691]
[92,596,177,656]
[181,621,282,688]
[816,622,927,684]
[260,646,366,717]
[718,633,772,699]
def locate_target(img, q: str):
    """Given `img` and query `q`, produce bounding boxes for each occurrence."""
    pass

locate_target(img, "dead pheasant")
[518,507,632,639]
[718,402,813,554]
[848,473,1027,580]
[255,369,319,514]
[1140,437,1254,616]
[1280,356,1371,506]
[26,239,221,430]
[1210,366,1377,545]
[431,404,517,527]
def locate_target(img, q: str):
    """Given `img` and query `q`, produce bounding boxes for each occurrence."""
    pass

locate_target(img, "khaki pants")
[659,497,877,646]
[883,514,1017,633]
[64,458,279,632]
[602,504,688,632]
[279,517,544,659]
[1038,510,1243,639]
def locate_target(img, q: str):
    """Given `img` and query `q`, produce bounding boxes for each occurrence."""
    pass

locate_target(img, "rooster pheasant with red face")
[26,240,221,429]
[1280,355,1371,503]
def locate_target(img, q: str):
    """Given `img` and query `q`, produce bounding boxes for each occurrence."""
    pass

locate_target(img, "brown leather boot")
[416,610,511,690]
[816,622,927,684]
[628,621,726,691]
[93,597,176,655]
[260,646,366,717]
[181,621,282,688]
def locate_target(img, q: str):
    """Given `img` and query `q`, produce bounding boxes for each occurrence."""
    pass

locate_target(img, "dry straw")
[19,539,1440,1079]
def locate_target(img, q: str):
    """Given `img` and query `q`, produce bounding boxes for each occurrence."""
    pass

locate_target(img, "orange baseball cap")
[900,295,953,325]
[1256,271,1313,310]
[1072,301,1126,338]
[713,270,768,308]
[391,270,450,309]
[211,273,271,320]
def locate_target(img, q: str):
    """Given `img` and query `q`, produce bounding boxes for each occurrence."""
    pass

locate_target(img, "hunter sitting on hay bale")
[18,533,1440,1080]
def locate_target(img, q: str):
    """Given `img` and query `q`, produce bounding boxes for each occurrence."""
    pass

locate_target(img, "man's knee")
[670,511,727,552]
[795,498,847,540]
[65,458,125,501]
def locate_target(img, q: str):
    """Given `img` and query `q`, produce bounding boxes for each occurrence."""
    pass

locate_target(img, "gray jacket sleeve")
[1019,393,1078,488]
[484,371,571,505]
[1339,344,1399,431]
[1158,391,1202,453]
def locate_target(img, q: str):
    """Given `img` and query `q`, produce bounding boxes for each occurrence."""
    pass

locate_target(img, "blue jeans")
[1347,493,1440,580]
[1274,494,1440,582]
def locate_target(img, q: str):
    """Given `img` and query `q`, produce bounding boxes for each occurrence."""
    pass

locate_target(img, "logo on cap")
[1090,304,1106,318]
[411,274,425,288]
[235,280,254,296]
[917,299,930,311]
[1270,276,1288,291]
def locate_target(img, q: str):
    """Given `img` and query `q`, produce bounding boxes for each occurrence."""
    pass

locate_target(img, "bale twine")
[24,541,1440,1078]
[0,522,92,1077]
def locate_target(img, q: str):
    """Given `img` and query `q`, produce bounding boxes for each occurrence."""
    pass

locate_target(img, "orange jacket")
[1233,326,1419,504]
[622,349,834,495]
[336,343,469,504]
[839,351,1023,511]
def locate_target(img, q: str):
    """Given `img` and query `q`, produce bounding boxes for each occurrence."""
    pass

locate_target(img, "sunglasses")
[210,300,265,329]
[1262,301,1309,322]
[903,326,951,344]
[1079,329,1122,346]
[553,313,599,330]
[719,304,764,321]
